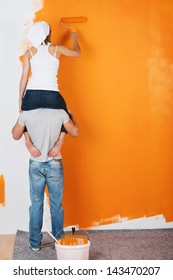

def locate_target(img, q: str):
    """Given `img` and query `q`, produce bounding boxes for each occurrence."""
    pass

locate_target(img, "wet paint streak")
[0,175,5,206]
[24,0,173,228]
[45,185,50,206]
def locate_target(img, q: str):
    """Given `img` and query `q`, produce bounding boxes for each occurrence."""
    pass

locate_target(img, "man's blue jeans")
[29,159,64,248]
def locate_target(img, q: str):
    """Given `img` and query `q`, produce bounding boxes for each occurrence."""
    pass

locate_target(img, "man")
[12,108,78,251]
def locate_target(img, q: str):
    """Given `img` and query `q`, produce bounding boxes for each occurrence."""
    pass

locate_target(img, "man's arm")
[12,120,25,140]
[64,110,79,138]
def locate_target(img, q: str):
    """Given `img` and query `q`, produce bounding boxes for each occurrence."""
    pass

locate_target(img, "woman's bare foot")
[25,141,41,157]
[48,140,63,157]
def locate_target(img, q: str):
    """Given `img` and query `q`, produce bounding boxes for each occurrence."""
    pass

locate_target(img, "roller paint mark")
[45,185,50,205]
[0,174,5,206]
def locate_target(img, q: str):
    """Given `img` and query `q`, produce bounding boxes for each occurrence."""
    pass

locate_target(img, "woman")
[20,21,80,157]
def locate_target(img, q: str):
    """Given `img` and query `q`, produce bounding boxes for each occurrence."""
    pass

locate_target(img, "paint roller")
[59,16,88,32]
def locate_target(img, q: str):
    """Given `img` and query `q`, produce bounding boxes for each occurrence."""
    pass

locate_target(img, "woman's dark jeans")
[22,90,69,133]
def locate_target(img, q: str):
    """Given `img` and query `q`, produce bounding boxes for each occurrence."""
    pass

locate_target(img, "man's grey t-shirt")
[18,109,69,162]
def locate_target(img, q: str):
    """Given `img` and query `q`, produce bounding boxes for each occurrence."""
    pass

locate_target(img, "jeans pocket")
[43,92,67,110]
[48,160,63,182]
[22,90,42,110]
[29,161,42,182]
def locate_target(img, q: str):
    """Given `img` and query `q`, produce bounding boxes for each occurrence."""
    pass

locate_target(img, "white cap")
[27,21,50,48]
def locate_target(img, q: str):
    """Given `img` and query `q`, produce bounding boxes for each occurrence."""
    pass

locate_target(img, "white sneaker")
[29,244,40,252]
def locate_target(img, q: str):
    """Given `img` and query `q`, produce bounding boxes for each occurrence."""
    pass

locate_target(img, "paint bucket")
[55,227,90,260]
[55,240,90,260]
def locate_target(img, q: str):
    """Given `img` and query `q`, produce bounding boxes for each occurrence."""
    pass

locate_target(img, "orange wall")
[33,0,173,228]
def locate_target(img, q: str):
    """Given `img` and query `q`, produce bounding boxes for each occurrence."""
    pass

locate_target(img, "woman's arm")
[19,50,31,112]
[58,32,81,58]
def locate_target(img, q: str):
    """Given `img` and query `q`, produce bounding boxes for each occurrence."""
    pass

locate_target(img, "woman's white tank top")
[27,43,59,91]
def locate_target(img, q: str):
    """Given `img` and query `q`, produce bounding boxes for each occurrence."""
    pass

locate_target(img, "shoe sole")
[29,244,40,252]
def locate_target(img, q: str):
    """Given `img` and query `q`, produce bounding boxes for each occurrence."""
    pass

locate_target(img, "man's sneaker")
[29,244,40,252]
